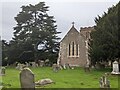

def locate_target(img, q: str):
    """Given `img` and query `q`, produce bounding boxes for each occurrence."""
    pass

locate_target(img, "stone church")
[57,23,94,67]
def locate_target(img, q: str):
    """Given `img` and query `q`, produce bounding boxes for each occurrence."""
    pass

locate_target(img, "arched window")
[68,44,71,56]
[76,44,79,56]
[68,42,79,57]
[72,42,74,56]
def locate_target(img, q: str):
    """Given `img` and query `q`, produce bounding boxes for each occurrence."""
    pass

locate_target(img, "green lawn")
[0,66,119,88]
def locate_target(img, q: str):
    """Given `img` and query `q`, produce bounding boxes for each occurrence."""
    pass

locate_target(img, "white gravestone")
[111,61,120,74]
[20,68,35,89]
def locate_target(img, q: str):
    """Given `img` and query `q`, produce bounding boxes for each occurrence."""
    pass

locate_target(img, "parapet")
[80,26,95,32]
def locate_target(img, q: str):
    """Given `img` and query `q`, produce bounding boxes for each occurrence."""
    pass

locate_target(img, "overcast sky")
[0,0,119,41]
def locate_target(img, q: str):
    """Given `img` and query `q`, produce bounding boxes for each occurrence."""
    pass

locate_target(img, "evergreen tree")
[89,2,120,65]
[11,2,60,64]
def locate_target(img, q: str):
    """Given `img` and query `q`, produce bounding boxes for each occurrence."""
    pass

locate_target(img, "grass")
[0,66,119,88]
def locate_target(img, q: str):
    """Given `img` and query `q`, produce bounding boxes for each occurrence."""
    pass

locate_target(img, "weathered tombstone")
[52,64,59,72]
[45,59,49,66]
[91,65,95,69]
[40,61,45,67]
[84,61,90,72]
[63,64,66,69]
[25,62,29,67]
[99,75,110,88]
[16,63,20,70]
[108,61,112,67]
[31,62,36,68]
[111,61,120,74]
[35,78,55,86]
[95,62,101,69]
[0,67,5,76]
[59,64,63,70]
[38,60,41,66]
[20,68,35,89]
[28,62,32,66]
[16,63,25,70]
[36,63,38,67]
[65,63,71,69]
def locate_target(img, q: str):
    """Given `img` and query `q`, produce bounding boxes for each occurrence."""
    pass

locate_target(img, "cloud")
[0,0,119,3]
[1,1,119,41]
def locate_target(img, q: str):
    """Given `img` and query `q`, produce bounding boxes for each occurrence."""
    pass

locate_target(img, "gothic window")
[68,44,71,56]
[76,44,78,56]
[72,42,74,56]
[68,42,79,57]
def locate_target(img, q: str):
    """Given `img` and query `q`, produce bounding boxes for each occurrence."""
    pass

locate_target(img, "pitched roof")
[61,25,79,42]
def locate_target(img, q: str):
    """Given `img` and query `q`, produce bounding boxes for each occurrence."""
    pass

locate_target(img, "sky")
[0,0,119,41]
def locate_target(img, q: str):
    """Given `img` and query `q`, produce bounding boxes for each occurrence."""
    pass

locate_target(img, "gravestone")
[16,63,25,70]
[52,64,59,72]
[31,62,36,68]
[111,61,120,74]
[28,62,32,66]
[45,59,49,66]
[108,61,112,67]
[38,60,41,66]
[35,78,55,86]
[84,62,90,72]
[59,64,63,70]
[99,75,110,88]
[63,64,66,69]
[0,67,5,76]
[20,68,35,89]
[25,62,29,67]
[40,61,45,67]
[65,63,71,69]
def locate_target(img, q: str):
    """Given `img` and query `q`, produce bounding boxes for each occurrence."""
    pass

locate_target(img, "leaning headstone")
[20,68,35,89]
[99,75,110,88]
[0,67,5,76]
[111,61,120,74]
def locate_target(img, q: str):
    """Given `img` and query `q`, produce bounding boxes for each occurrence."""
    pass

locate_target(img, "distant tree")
[2,40,9,66]
[89,2,120,65]
[10,2,61,64]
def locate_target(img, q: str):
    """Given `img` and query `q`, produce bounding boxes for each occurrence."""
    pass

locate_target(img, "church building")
[57,23,94,67]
